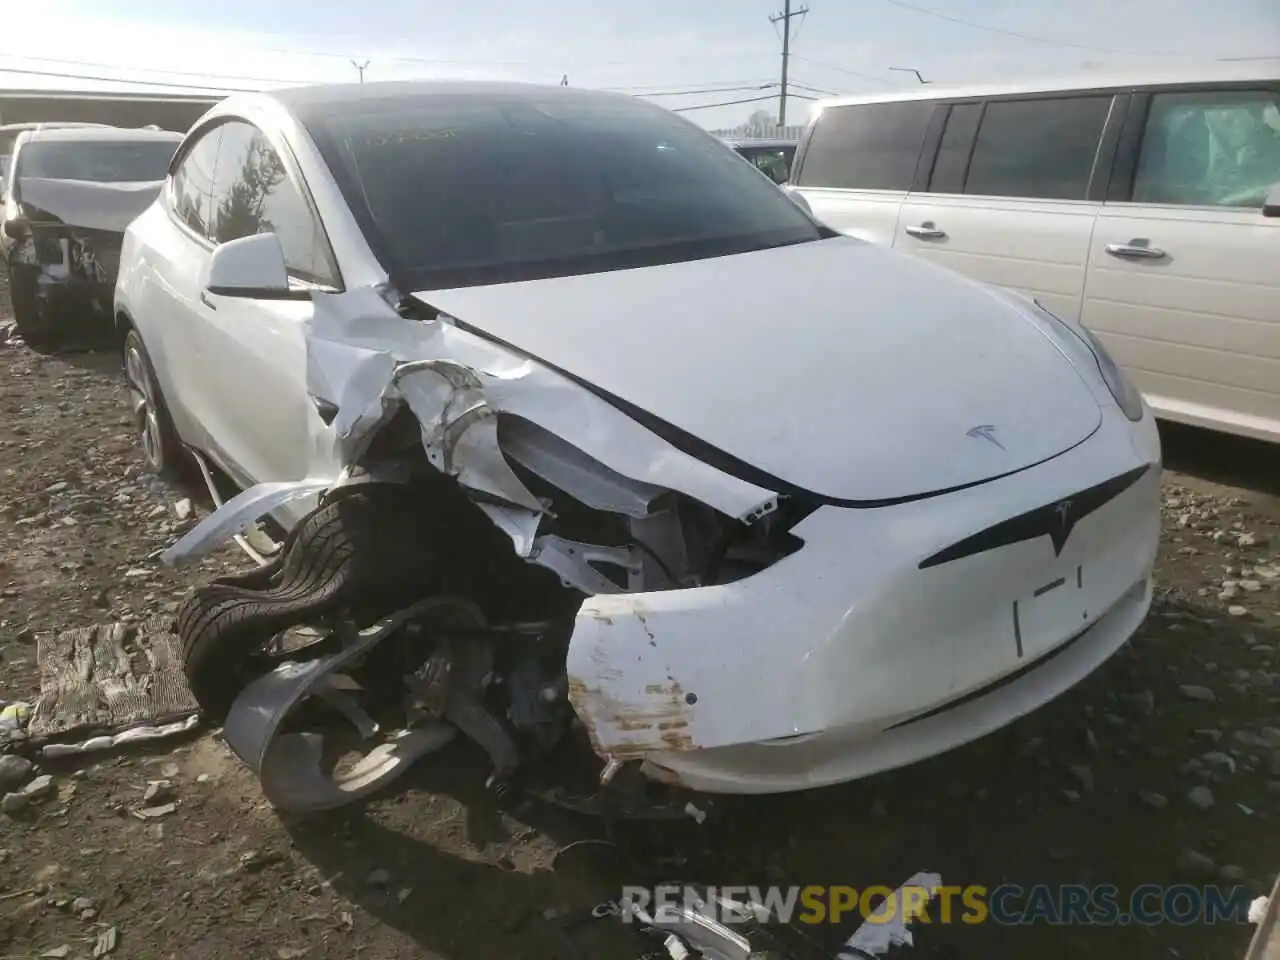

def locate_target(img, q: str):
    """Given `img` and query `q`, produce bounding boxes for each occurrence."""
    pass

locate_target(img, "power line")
[0,52,311,87]
[789,80,842,96]
[0,65,240,93]
[606,78,777,92]
[634,83,777,98]
[671,92,816,113]
[790,55,893,84]
[671,94,779,113]
[874,0,1167,55]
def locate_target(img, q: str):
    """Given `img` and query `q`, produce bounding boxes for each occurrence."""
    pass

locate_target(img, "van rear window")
[795,101,934,191]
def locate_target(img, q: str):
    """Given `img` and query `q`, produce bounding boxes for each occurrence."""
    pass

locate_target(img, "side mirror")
[204,232,304,300]
[1264,182,1280,218]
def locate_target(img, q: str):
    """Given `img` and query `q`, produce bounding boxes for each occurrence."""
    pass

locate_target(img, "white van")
[789,64,1280,444]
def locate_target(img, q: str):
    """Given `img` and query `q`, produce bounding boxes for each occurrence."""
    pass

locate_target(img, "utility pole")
[352,59,370,83]
[769,0,808,128]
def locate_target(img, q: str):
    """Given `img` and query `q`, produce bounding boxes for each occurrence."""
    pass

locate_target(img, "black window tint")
[1133,90,1280,208]
[302,96,823,291]
[928,103,981,193]
[209,121,333,285]
[964,97,1110,200]
[170,128,221,239]
[795,101,934,190]
[17,140,177,182]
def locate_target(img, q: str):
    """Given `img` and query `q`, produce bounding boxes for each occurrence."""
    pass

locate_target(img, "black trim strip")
[1033,577,1065,598]
[417,298,1107,511]
[887,619,1099,731]
[206,284,312,301]
[919,463,1150,569]
[1013,601,1024,658]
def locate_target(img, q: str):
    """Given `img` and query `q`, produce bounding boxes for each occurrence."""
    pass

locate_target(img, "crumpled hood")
[415,236,1103,503]
[15,177,163,233]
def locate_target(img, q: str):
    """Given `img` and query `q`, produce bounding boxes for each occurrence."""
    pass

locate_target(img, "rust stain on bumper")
[566,674,696,760]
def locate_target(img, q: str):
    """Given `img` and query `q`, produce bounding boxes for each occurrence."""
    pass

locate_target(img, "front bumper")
[565,407,1162,793]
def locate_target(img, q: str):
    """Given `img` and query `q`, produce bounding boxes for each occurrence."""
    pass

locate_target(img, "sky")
[0,0,1277,130]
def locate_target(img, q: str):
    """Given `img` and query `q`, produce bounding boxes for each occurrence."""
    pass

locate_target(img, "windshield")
[302,93,826,290]
[17,140,177,183]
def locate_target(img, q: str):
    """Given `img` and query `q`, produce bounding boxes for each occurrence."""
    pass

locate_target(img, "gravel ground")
[0,280,1278,960]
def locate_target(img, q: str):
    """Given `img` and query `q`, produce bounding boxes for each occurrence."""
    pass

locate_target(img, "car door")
[132,122,223,451]
[197,119,342,488]
[896,94,1118,323]
[790,100,935,245]
[1083,85,1280,442]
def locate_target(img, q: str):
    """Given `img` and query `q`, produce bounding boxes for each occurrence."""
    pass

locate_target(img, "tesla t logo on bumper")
[1050,499,1076,555]
[966,424,1005,450]
[918,466,1151,569]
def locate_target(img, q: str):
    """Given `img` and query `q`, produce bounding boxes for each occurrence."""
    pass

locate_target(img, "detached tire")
[178,486,449,722]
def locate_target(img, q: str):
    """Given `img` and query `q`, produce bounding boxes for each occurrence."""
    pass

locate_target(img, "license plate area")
[1014,564,1089,660]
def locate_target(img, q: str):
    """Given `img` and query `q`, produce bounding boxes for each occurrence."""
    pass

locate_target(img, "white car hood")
[16,177,162,232]
[414,236,1102,503]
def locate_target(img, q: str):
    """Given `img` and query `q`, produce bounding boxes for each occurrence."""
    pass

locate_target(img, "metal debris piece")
[683,802,707,825]
[92,926,118,957]
[220,600,466,812]
[131,803,176,820]
[838,871,942,958]
[142,780,173,803]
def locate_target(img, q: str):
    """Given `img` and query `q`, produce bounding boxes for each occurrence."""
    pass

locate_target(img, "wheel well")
[114,309,134,348]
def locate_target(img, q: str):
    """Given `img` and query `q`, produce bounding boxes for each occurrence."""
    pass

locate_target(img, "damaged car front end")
[116,82,1161,815]
[2,127,181,345]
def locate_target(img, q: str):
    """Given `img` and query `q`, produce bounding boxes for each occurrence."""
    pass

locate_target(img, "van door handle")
[905,222,946,240]
[1105,239,1166,260]
[199,291,217,310]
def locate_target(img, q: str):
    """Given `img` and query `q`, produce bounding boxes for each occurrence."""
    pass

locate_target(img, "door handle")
[1105,239,1166,260]
[905,221,946,240]
[199,290,217,310]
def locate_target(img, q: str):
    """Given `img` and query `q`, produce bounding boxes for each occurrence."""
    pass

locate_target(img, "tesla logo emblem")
[966,424,1005,450]
[1050,499,1076,555]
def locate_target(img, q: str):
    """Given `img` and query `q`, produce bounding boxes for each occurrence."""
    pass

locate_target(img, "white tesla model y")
[114,81,1161,806]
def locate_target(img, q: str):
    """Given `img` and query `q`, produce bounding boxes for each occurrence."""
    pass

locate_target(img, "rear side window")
[963,96,1111,200]
[1132,89,1280,208]
[169,127,222,239]
[795,101,934,190]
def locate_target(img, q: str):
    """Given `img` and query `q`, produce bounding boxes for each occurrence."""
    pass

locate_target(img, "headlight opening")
[1034,300,1144,422]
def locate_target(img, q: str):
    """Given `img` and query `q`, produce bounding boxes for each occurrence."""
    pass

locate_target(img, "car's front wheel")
[122,327,181,478]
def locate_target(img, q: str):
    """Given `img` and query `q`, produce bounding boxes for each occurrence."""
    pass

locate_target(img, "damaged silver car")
[1,125,182,345]
[115,81,1161,815]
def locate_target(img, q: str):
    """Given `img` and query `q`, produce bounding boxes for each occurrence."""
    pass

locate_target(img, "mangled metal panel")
[164,286,780,582]
[15,177,164,232]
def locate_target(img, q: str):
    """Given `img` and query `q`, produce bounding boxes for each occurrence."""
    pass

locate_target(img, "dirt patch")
[1,279,1279,957]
